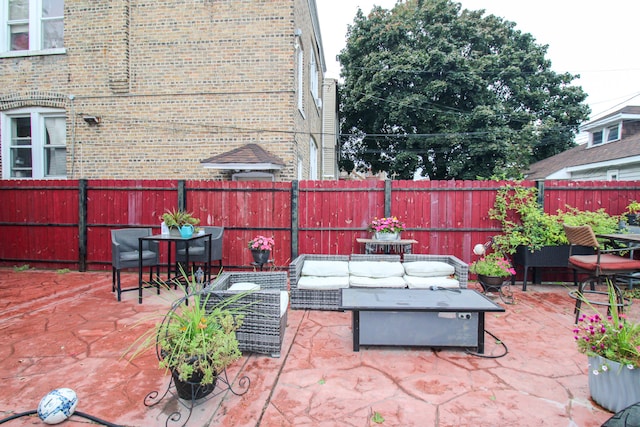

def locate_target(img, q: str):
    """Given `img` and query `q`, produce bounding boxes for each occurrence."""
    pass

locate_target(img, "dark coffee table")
[339,288,505,353]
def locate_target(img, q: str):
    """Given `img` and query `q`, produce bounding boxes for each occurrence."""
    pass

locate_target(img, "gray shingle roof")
[201,144,285,170]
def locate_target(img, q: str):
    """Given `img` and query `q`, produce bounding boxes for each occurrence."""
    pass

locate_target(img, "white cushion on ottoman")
[280,291,289,316]
[404,275,460,289]
[350,276,407,288]
[228,282,261,291]
[349,261,405,278]
[298,275,350,290]
[403,261,455,277]
[301,260,349,277]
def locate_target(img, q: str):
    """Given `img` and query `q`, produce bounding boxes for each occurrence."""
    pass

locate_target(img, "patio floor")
[0,267,627,427]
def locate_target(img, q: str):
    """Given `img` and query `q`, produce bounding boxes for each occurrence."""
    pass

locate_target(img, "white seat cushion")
[280,291,289,317]
[297,275,350,290]
[349,261,405,278]
[404,275,460,289]
[403,261,455,278]
[349,276,407,288]
[228,282,261,291]
[301,260,349,277]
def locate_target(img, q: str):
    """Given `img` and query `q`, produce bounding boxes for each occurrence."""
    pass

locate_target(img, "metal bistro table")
[356,238,418,256]
[597,233,640,289]
[137,232,212,304]
[339,288,504,353]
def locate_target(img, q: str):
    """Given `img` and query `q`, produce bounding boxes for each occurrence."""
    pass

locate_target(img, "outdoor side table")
[356,238,418,256]
[137,232,212,303]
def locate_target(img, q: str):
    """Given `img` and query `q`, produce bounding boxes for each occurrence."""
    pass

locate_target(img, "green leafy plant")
[162,208,200,229]
[490,183,620,254]
[469,253,516,277]
[125,270,249,386]
[626,201,640,214]
[573,280,640,370]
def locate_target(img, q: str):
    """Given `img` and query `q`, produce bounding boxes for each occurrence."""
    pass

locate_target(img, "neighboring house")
[525,106,640,181]
[0,0,338,181]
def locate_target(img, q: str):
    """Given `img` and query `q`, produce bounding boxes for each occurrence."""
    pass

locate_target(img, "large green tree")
[338,0,590,180]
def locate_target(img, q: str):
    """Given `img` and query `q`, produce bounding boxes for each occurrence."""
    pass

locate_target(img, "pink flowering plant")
[248,235,275,252]
[573,281,640,372]
[469,253,515,277]
[368,216,405,234]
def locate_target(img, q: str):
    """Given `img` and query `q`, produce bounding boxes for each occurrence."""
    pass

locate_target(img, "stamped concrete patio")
[0,268,625,426]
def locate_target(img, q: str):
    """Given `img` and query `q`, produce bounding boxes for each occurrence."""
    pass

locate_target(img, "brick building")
[0,0,337,181]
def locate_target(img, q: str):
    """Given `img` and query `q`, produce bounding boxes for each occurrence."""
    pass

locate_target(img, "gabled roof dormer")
[580,106,640,148]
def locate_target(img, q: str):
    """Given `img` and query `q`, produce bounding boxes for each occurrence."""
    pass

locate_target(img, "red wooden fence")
[1,179,639,278]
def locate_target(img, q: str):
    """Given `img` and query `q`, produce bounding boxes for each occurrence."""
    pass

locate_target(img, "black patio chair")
[111,228,160,301]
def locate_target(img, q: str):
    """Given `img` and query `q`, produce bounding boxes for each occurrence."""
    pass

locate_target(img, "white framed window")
[1,108,66,178]
[590,123,621,147]
[296,44,304,114]
[2,0,64,54]
[607,170,619,181]
[297,156,303,180]
[309,138,318,180]
[309,49,319,107]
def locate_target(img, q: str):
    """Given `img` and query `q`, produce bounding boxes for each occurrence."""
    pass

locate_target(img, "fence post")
[178,180,186,211]
[384,179,392,217]
[536,180,545,210]
[291,180,299,260]
[78,179,88,272]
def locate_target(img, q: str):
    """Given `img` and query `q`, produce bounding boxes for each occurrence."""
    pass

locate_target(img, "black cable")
[464,329,508,359]
[0,410,123,426]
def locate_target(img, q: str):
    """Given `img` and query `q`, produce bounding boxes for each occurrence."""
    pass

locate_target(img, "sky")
[316,0,640,120]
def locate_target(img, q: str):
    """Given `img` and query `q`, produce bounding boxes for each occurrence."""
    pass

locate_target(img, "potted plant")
[162,209,200,237]
[470,252,516,288]
[573,281,640,412]
[625,200,640,226]
[248,235,275,264]
[125,272,246,400]
[367,216,406,241]
[489,183,620,290]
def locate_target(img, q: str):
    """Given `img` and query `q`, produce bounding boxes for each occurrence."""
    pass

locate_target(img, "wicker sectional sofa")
[289,253,468,311]
[207,271,288,358]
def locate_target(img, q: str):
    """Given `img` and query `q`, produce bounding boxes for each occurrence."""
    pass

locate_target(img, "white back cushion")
[349,261,405,278]
[301,260,349,277]
[403,261,455,278]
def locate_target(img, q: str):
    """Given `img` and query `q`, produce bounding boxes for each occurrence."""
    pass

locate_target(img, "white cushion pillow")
[280,291,289,317]
[403,261,455,278]
[297,275,350,290]
[404,275,460,289]
[349,276,407,288]
[349,261,405,278]
[228,282,261,291]
[301,260,349,277]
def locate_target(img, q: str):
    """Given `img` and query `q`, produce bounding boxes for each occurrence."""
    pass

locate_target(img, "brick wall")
[0,0,325,181]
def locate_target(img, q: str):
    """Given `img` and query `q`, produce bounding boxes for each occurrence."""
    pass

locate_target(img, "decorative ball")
[473,243,486,256]
[37,388,78,425]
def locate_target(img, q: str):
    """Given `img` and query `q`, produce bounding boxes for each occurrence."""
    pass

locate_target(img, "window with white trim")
[296,44,304,113]
[309,49,319,106]
[590,123,621,147]
[2,0,64,53]
[309,138,318,180]
[1,108,67,178]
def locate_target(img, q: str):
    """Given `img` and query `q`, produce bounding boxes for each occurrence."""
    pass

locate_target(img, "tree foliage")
[338,0,590,180]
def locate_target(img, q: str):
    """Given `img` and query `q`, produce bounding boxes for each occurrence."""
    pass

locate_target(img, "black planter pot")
[251,249,270,264]
[512,244,595,291]
[171,368,217,400]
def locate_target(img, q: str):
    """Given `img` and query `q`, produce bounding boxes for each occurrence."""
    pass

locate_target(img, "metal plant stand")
[477,275,514,304]
[144,369,250,427]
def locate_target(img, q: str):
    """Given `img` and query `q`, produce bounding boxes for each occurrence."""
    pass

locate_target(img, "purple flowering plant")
[368,216,405,234]
[248,235,275,252]
[573,281,640,372]
[469,252,515,277]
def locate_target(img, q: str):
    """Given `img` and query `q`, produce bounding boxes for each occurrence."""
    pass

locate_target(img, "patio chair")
[111,228,160,301]
[563,224,640,322]
[206,271,288,357]
[175,226,223,283]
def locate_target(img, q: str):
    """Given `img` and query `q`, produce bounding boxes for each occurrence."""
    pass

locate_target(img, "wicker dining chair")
[110,228,160,301]
[563,224,640,322]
